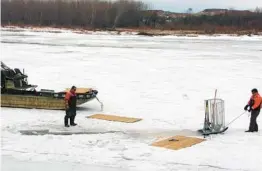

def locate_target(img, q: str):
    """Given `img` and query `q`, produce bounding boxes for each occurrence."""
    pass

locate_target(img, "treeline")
[1,0,262,32]
[1,0,149,28]
[166,12,262,31]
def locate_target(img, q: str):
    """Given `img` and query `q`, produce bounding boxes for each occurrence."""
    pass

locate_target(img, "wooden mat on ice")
[151,135,205,150]
[64,88,92,94]
[87,114,142,123]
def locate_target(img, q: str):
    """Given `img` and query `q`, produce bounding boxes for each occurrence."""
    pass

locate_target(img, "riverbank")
[2,24,262,37]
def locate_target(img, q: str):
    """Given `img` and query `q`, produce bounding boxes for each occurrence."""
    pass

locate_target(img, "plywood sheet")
[64,88,92,94]
[87,114,142,123]
[151,135,205,150]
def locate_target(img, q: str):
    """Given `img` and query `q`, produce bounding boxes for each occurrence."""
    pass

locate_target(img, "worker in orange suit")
[244,88,262,132]
[64,86,77,127]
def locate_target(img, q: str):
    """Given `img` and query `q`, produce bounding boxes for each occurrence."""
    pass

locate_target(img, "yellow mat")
[87,114,142,123]
[151,135,205,150]
[64,88,92,94]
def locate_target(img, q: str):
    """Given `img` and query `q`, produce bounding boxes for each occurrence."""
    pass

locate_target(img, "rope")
[95,96,104,111]
[225,111,247,127]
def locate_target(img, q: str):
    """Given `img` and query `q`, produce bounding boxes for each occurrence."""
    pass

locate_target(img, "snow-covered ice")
[1,28,262,171]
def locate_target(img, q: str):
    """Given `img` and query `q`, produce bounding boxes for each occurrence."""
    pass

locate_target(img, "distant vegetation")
[170,12,262,34]
[1,0,262,34]
[1,0,149,28]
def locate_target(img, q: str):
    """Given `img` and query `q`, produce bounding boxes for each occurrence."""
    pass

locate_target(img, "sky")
[142,0,262,13]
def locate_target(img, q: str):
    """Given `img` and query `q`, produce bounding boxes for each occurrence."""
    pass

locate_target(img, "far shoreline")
[1,24,262,37]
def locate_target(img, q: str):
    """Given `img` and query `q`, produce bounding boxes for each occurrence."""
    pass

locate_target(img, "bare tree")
[112,0,128,29]
[254,6,262,13]
[186,8,193,14]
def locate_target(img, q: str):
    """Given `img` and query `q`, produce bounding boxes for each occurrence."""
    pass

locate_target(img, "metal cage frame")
[203,98,225,133]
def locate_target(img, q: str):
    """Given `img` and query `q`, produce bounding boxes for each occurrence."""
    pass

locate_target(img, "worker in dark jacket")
[64,86,77,127]
[244,88,262,132]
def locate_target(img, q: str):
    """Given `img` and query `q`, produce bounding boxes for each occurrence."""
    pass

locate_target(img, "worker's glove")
[244,105,249,111]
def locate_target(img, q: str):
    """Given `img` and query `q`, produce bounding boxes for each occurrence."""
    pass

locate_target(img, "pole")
[212,89,217,128]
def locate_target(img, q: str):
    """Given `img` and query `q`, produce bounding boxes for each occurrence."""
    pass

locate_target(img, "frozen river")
[1,27,262,171]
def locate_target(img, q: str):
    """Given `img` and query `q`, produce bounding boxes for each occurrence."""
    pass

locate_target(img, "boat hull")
[1,94,96,110]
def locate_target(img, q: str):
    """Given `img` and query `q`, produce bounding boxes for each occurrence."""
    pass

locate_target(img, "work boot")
[64,116,69,127]
[70,116,77,126]
[245,130,254,132]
